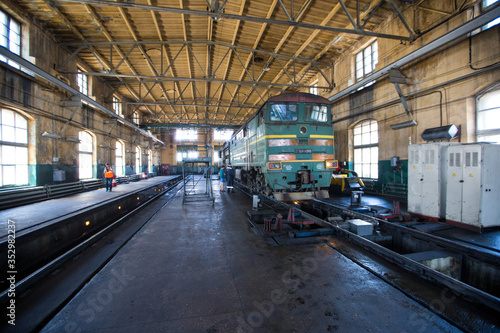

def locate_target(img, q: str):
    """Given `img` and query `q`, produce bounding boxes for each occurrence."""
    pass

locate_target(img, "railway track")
[1,176,185,332]
[234,182,500,331]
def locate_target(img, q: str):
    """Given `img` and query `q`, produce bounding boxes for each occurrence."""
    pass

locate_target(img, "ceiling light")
[263,66,270,72]
[42,131,62,139]
[390,120,417,130]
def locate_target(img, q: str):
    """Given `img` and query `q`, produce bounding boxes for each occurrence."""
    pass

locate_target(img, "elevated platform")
[0,175,181,238]
[37,176,458,332]
[0,175,182,292]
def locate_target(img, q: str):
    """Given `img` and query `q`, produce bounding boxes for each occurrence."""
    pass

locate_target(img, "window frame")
[78,131,94,179]
[0,109,29,187]
[269,103,299,122]
[476,85,500,143]
[0,9,21,70]
[175,128,197,142]
[213,129,233,142]
[77,69,89,96]
[353,119,379,179]
[132,111,140,125]
[115,141,124,177]
[309,82,318,95]
[113,96,123,117]
[135,146,141,174]
[355,41,378,82]
[304,104,329,123]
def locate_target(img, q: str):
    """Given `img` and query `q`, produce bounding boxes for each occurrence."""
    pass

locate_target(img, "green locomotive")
[221,92,337,201]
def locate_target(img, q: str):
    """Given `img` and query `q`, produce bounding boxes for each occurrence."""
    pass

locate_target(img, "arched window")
[79,131,93,179]
[353,120,378,178]
[136,146,141,174]
[476,86,500,143]
[0,109,28,186]
[115,141,124,177]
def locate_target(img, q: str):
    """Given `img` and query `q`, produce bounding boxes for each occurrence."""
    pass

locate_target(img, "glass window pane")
[2,109,15,126]
[2,125,14,142]
[16,146,28,164]
[476,87,500,141]
[79,132,93,152]
[2,145,15,164]
[15,128,27,144]
[362,164,370,178]
[79,153,92,179]
[354,149,362,162]
[356,52,362,63]
[3,165,15,185]
[15,164,28,185]
[477,134,500,143]
[353,120,378,178]
[354,134,361,146]
[478,108,500,131]
[270,103,298,122]
[15,113,27,129]
[362,148,371,161]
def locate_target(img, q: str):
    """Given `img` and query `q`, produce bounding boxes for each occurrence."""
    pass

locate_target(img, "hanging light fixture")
[390,120,417,130]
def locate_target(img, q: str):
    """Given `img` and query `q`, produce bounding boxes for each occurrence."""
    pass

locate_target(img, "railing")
[0,179,104,210]
[0,173,162,210]
[382,182,407,197]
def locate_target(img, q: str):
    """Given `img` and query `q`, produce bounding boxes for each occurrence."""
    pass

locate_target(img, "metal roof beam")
[328,5,500,102]
[0,47,164,144]
[118,101,259,109]
[53,0,411,41]
[62,40,333,68]
[72,72,332,90]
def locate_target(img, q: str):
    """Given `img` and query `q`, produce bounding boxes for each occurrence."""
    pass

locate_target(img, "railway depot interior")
[0,0,500,332]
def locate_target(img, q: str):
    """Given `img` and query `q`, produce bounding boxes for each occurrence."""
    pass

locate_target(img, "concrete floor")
[41,176,459,332]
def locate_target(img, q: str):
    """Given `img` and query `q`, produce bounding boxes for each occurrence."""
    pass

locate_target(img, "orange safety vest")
[105,169,114,178]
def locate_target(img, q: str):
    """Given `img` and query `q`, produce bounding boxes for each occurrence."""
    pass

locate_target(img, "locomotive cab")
[223,92,336,201]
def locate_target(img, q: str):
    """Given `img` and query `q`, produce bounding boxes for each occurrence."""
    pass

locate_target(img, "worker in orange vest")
[104,163,114,192]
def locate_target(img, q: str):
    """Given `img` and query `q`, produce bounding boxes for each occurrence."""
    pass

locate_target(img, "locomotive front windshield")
[304,104,329,122]
[269,103,298,122]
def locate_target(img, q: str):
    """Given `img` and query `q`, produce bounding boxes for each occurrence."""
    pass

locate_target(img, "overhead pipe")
[328,5,500,102]
[0,47,164,145]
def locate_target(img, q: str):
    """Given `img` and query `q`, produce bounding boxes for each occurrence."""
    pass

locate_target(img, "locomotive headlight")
[325,159,338,169]
[268,162,282,170]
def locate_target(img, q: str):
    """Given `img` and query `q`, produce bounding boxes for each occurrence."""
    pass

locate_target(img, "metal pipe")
[332,62,500,124]
[0,47,164,145]
[328,5,500,102]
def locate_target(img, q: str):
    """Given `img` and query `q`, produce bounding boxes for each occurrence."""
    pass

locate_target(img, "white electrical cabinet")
[446,143,500,231]
[408,143,455,220]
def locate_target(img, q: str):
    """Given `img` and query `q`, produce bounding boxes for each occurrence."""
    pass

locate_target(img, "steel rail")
[0,176,183,305]
[232,179,500,313]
